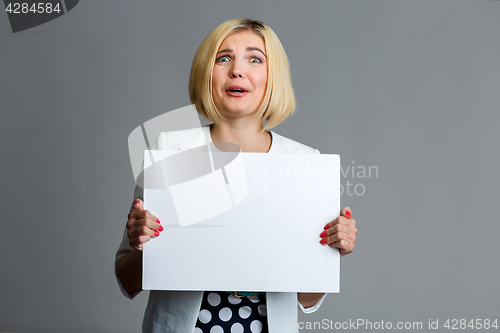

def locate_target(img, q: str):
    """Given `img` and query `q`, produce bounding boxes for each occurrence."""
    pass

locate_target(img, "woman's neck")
[210,119,272,153]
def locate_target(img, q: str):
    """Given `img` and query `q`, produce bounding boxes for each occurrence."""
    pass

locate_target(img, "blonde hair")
[189,19,295,130]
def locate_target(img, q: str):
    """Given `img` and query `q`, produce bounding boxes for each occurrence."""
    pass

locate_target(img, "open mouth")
[226,86,248,94]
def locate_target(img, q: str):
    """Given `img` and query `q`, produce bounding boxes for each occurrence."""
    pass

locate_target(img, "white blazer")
[115,125,323,333]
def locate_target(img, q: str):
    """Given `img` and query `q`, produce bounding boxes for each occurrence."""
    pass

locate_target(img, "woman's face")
[212,30,268,121]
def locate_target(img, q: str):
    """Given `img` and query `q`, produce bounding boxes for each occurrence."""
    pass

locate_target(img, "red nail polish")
[320,238,328,245]
[158,225,164,232]
[345,211,351,218]
[154,231,160,237]
[134,202,139,207]
[324,224,330,230]
[320,231,327,238]
[155,219,161,224]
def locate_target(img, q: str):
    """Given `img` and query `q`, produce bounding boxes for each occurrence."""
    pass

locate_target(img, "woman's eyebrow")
[217,49,232,54]
[247,47,267,58]
[216,47,267,58]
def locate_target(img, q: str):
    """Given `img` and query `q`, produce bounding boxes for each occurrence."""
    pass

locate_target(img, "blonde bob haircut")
[189,18,296,130]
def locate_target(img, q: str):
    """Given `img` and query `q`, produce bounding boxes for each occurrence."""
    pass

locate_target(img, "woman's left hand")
[320,207,357,256]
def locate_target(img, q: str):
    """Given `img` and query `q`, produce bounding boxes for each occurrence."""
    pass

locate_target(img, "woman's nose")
[230,60,244,78]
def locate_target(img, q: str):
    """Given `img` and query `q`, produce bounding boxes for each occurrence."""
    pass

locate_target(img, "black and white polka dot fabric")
[194,291,268,333]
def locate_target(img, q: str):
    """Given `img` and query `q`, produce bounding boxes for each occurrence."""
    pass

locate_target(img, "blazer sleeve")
[114,132,167,298]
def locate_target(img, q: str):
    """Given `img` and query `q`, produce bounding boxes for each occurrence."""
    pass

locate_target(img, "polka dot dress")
[194,291,268,333]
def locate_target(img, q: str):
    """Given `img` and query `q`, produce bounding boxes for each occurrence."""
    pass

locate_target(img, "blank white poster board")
[143,149,340,293]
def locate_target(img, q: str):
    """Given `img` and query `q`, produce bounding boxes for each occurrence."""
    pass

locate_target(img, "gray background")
[1,1,499,332]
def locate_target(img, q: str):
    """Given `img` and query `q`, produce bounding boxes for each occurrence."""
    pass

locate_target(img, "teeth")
[229,89,245,92]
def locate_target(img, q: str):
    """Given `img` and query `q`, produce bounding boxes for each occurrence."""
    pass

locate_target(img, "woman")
[116,19,357,333]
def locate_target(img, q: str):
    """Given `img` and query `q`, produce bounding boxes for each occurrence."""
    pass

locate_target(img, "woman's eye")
[217,55,230,62]
[250,57,261,63]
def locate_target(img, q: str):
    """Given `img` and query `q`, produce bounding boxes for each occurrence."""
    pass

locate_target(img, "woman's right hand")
[126,199,163,251]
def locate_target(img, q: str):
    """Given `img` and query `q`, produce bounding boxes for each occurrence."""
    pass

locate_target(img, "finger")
[320,230,344,245]
[324,231,356,245]
[132,199,144,211]
[145,214,163,232]
[126,217,163,248]
[130,234,152,251]
[328,239,354,256]
[141,210,162,231]
[340,207,352,219]
[135,211,162,233]
[132,225,159,242]
[127,208,149,223]
[127,213,162,238]
[320,223,357,238]
[323,216,355,231]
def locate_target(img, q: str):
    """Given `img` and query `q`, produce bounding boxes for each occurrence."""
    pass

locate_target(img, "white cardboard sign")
[143,150,340,293]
